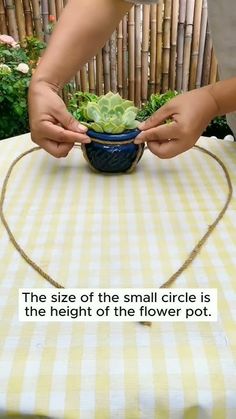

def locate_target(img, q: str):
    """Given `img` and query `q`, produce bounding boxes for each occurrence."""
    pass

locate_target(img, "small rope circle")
[0,144,233,325]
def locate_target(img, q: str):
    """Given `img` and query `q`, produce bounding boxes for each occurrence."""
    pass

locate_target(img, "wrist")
[29,73,61,94]
[204,84,221,118]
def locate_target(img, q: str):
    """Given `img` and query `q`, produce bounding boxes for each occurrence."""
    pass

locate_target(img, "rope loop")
[0,144,233,326]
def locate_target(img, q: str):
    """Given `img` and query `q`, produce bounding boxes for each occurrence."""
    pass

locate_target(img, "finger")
[57,107,88,134]
[138,103,173,131]
[41,121,91,144]
[37,139,74,158]
[134,122,178,144]
[147,140,189,159]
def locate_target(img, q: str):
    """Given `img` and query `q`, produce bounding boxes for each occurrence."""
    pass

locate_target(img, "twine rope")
[86,137,136,145]
[0,143,233,325]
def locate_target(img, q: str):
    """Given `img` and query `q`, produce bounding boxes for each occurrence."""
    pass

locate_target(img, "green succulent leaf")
[103,122,117,133]
[86,103,101,122]
[122,100,134,110]
[76,91,139,134]
[103,91,114,99]
[109,93,123,107]
[100,105,109,115]
[114,105,125,115]
[111,125,126,134]
[81,121,92,129]
[97,97,110,108]
[123,111,137,124]
[126,120,139,129]
[89,122,104,132]
[110,115,121,124]
[125,106,138,115]
[80,105,89,120]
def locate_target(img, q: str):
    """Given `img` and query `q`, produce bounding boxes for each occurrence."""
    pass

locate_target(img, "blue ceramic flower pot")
[81,129,145,174]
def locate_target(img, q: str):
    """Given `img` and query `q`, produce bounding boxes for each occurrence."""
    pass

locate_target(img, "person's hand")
[28,80,91,158]
[134,87,219,159]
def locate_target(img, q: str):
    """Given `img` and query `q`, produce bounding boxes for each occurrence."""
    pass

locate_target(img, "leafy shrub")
[0,35,45,140]
[202,115,234,139]
[137,90,179,122]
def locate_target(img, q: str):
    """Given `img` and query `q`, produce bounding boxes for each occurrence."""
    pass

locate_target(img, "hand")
[28,80,91,158]
[134,87,219,159]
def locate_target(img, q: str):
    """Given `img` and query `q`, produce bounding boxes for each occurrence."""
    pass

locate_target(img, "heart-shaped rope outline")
[0,145,233,326]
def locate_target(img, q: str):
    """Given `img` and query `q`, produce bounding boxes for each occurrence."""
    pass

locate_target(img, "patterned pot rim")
[87,128,140,142]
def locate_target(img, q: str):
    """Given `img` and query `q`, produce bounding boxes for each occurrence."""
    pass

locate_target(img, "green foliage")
[137,90,179,122]
[22,36,45,64]
[68,91,99,122]
[203,115,234,139]
[69,91,139,134]
[0,36,45,140]
[0,73,29,139]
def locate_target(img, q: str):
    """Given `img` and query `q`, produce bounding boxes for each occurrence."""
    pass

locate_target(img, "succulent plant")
[81,91,139,134]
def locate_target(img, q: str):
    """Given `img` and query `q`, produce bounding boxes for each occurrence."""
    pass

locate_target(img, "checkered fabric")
[0,134,236,418]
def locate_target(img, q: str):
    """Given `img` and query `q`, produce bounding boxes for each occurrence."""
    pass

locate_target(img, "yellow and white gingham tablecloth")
[0,133,236,419]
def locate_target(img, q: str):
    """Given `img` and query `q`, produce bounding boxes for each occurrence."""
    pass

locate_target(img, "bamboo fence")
[0,0,218,106]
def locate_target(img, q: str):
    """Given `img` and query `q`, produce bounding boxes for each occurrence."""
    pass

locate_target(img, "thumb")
[138,102,173,131]
[57,107,87,134]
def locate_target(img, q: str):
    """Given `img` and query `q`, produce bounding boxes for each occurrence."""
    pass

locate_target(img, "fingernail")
[77,123,87,132]
[134,136,144,144]
[83,137,91,143]
[138,122,144,130]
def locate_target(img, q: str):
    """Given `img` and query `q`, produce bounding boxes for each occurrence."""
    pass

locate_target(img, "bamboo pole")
[149,4,157,95]
[80,65,88,92]
[201,21,212,86]
[128,7,135,101]
[75,72,81,92]
[176,0,186,91]
[96,49,103,96]
[0,0,8,34]
[102,41,111,93]
[31,0,43,40]
[189,0,203,90]
[196,0,208,88]
[122,14,128,99]
[5,0,19,41]
[55,0,64,19]
[155,0,163,93]
[141,5,150,103]
[48,0,56,17]
[88,58,95,93]
[182,0,195,91]
[162,0,171,92]
[117,21,123,96]
[135,4,141,106]
[0,0,217,103]
[170,0,179,90]
[110,30,117,92]
[209,49,218,85]
[15,0,26,42]
[41,0,49,43]
[22,0,33,36]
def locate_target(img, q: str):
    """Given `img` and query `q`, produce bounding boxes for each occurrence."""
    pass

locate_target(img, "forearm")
[207,77,236,116]
[32,0,131,89]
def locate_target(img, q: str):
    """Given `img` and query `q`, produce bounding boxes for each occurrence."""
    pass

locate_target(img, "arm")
[29,0,132,157]
[33,0,132,88]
